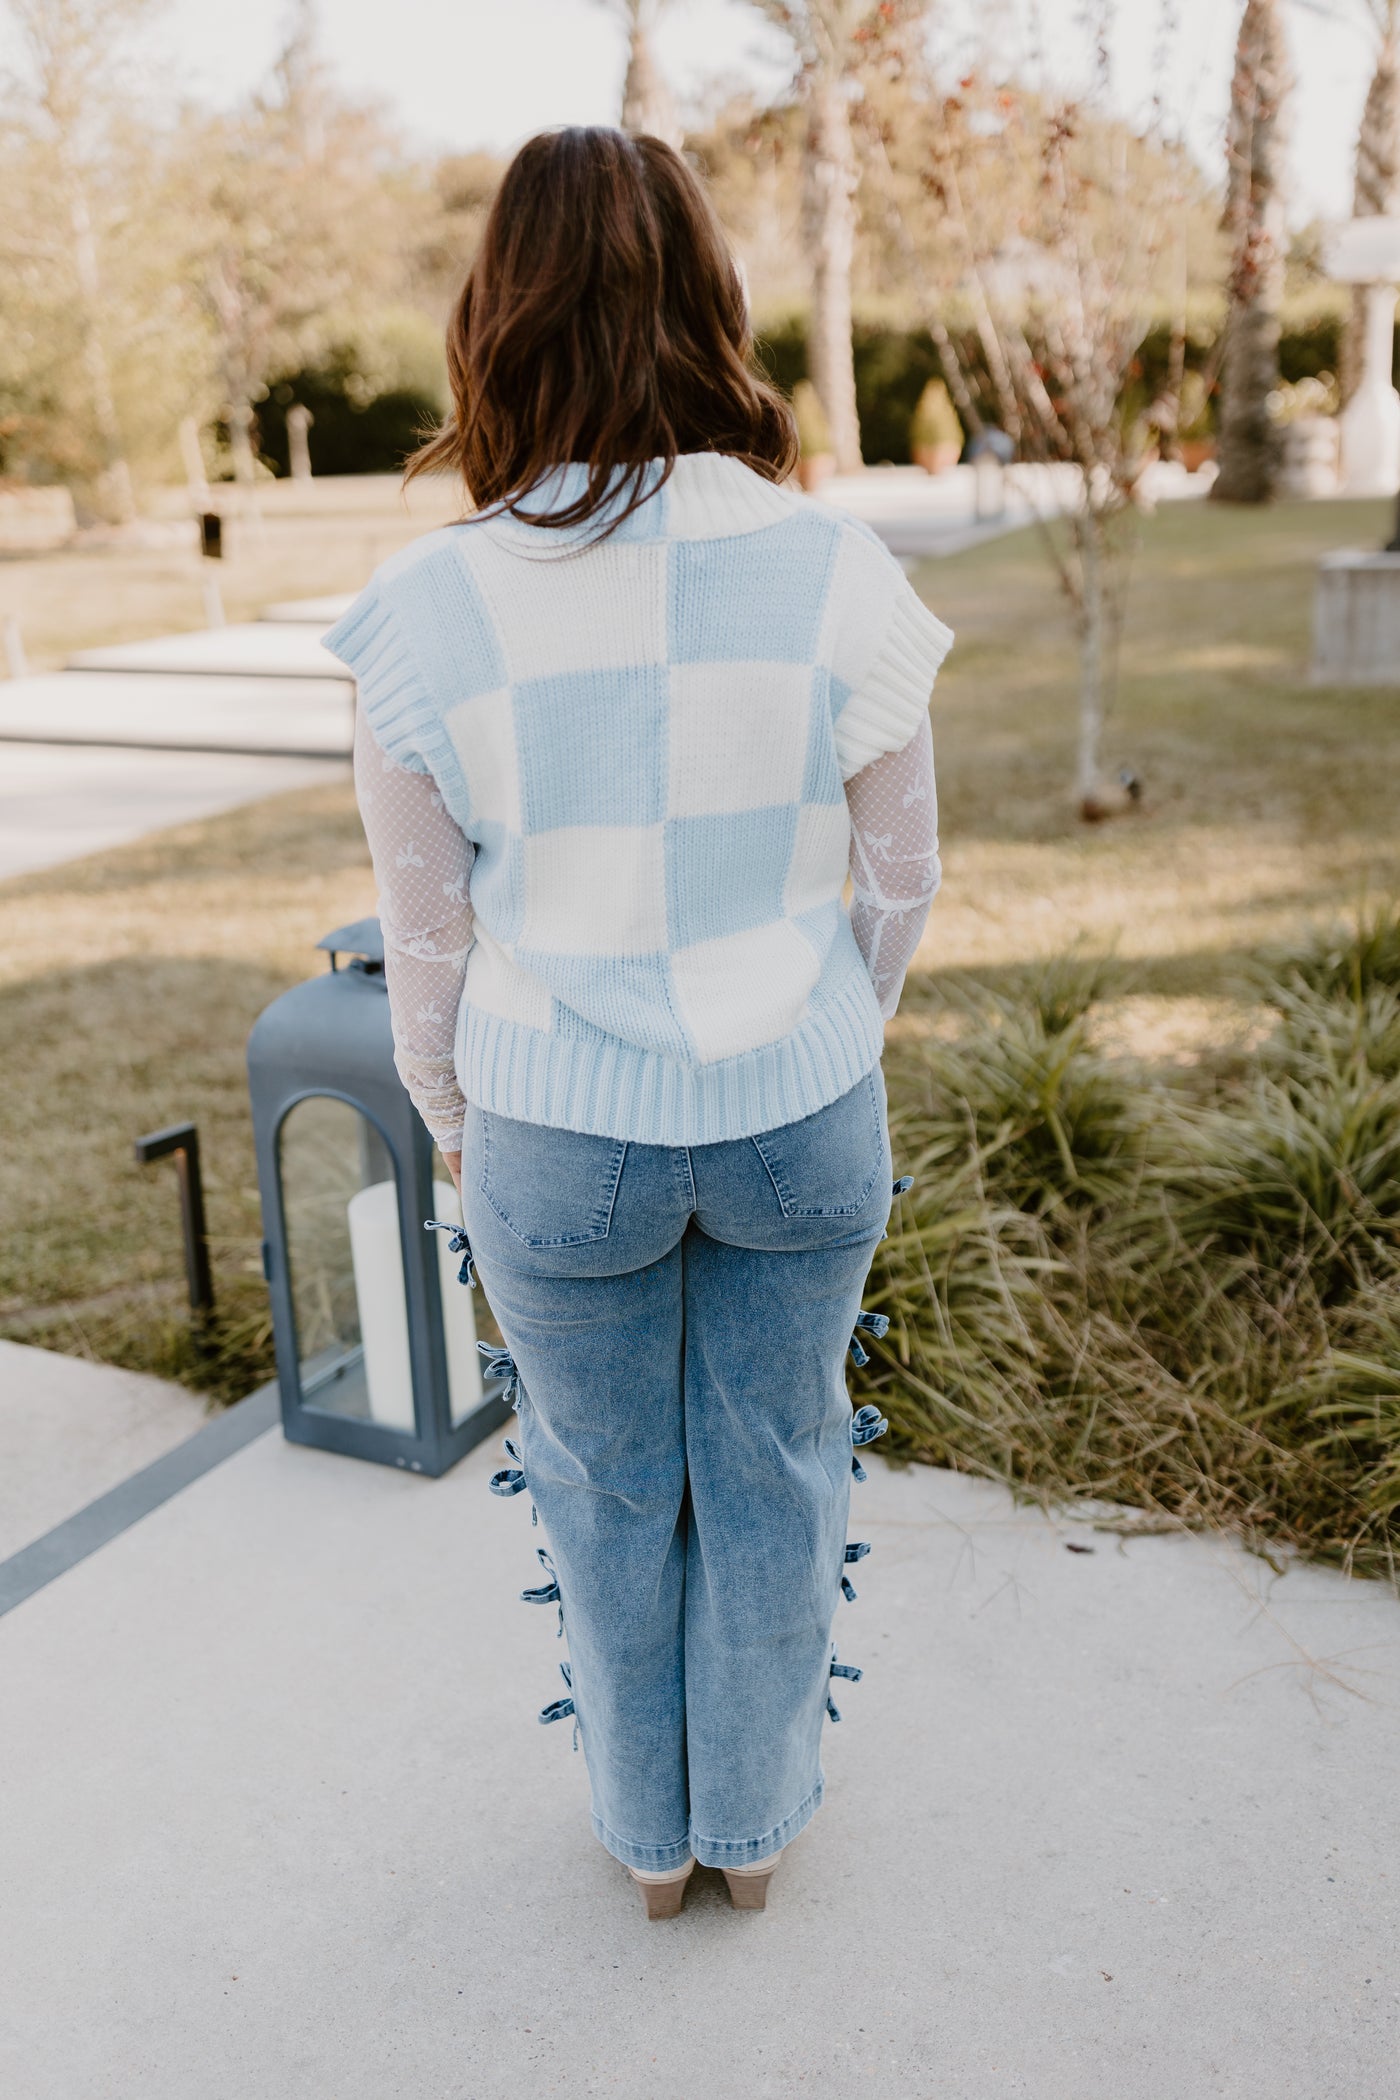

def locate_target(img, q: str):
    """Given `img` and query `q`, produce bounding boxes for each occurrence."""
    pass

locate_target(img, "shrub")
[1168,1071,1400,1303]
[256,309,448,478]
[753,311,1393,461]
[863,930,1400,1581]
[1268,902,1400,1003]
[791,379,832,459]
[910,378,964,457]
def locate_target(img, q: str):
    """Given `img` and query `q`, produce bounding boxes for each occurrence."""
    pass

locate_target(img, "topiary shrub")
[910,379,965,471]
[791,379,834,488]
[791,379,832,458]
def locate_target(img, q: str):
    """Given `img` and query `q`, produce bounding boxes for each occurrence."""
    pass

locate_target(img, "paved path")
[0,669,353,760]
[1,1418,1394,2098]
[5,466,1212,806]
[260,594,359,624]
[0,1341,206,1558]
[817,459,1206,558]
[0,613,354,884]
[68,620,347,681]
[0,739,347,880]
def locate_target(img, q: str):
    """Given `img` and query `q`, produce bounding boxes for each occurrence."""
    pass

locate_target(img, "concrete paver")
[0,741,348,878]
[68,621,349,681]
[259,595,355,624]
[0,1341,207,1558]
[0,671,353,758]
[1,1425,1394,2098]
[817,459,1207,558]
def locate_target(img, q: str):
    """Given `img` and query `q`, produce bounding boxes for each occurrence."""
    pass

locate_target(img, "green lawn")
[907,495,1399,1004]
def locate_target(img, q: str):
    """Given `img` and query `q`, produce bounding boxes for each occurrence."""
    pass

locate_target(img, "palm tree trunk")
[620,5,682,146]
[1212,0,1289,506]
[805,70,863,474]
[64,164,136,523]
[1342,23,1400,408]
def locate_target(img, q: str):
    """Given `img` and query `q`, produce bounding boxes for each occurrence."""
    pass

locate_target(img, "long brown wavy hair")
[405,126,797,532]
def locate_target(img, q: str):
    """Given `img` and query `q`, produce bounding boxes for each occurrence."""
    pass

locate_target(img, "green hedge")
[756,319,943,463]
[755,312,1394,464]
[241,312,1393,477]
[255,364,439,479]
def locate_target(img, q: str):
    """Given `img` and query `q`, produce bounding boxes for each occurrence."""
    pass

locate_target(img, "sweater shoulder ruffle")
[324,584,435,774]
[823,520,954,778]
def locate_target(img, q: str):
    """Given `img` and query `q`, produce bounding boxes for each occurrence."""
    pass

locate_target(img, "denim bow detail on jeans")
[423,1216,477,1288]
[539,1660,576,1727]
[521,1546,565,1636]
[847,1308,890,1370]
[850,1401,889,1482]
[479,1341,522,1411]
[825,1649,864,1722]
[520,1544,560,1606]
[489,1436,534,1521]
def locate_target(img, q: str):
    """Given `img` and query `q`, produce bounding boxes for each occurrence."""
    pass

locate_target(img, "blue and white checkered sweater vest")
[326,453,953,1145]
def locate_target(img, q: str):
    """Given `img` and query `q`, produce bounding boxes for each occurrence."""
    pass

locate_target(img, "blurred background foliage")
[0,0,1370,510]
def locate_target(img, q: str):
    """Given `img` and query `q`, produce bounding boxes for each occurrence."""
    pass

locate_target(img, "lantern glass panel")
[279,1094,417,1431]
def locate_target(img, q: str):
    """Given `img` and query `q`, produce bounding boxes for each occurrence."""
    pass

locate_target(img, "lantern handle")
[316,917,385,974]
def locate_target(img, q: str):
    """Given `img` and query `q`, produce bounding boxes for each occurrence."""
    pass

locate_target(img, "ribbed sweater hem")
[456,962,885,1145]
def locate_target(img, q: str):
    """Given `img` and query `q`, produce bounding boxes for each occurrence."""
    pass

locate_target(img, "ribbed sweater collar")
[481,451,798,545]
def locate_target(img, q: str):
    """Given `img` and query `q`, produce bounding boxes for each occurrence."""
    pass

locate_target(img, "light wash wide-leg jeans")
[458,1069,894,1872]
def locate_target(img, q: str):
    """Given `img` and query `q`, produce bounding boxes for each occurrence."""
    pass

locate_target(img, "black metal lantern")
[247,917,508,1475]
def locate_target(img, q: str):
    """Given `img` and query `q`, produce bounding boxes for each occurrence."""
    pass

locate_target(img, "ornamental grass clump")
[864,922,1400,1583]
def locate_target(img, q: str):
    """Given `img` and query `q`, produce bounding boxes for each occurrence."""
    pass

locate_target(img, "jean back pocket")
[749,1072,885,1218]
[479,1111,628,1247]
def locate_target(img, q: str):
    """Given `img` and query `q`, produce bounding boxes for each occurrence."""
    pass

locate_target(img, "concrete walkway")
[0,608,354,880]
[0,670,353,759]
[0,741,346,880]
[1,1420,1394,2098]
[0,1341,207,1558]
[68,620,348,680]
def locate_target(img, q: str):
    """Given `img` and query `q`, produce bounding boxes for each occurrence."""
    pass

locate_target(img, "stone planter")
[1281,416,1340,500]
[1312,550,1400,684]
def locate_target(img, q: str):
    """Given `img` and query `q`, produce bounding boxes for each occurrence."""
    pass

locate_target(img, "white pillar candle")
[347,1180,415,1429]
[346,1179,482,1433]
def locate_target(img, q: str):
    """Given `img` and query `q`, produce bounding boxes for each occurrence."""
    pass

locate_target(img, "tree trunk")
[1212,0,1289,506]
[65,167,136,524]
[1075,506,1106,807]
[621,14,682,146]
[805,71,863,474]
[1342,26,1400,407]
[227,400,258,487]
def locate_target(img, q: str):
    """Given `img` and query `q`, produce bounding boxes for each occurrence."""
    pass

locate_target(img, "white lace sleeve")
[846,714,941,1020]
[353,707,474,1152]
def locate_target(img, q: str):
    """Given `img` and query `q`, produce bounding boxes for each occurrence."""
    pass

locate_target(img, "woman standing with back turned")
[327,127,952,1919]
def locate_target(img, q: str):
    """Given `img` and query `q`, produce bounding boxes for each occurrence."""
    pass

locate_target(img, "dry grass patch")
[0,778,375,1399]
[0,473,459,671]
[907,497,1400,991]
